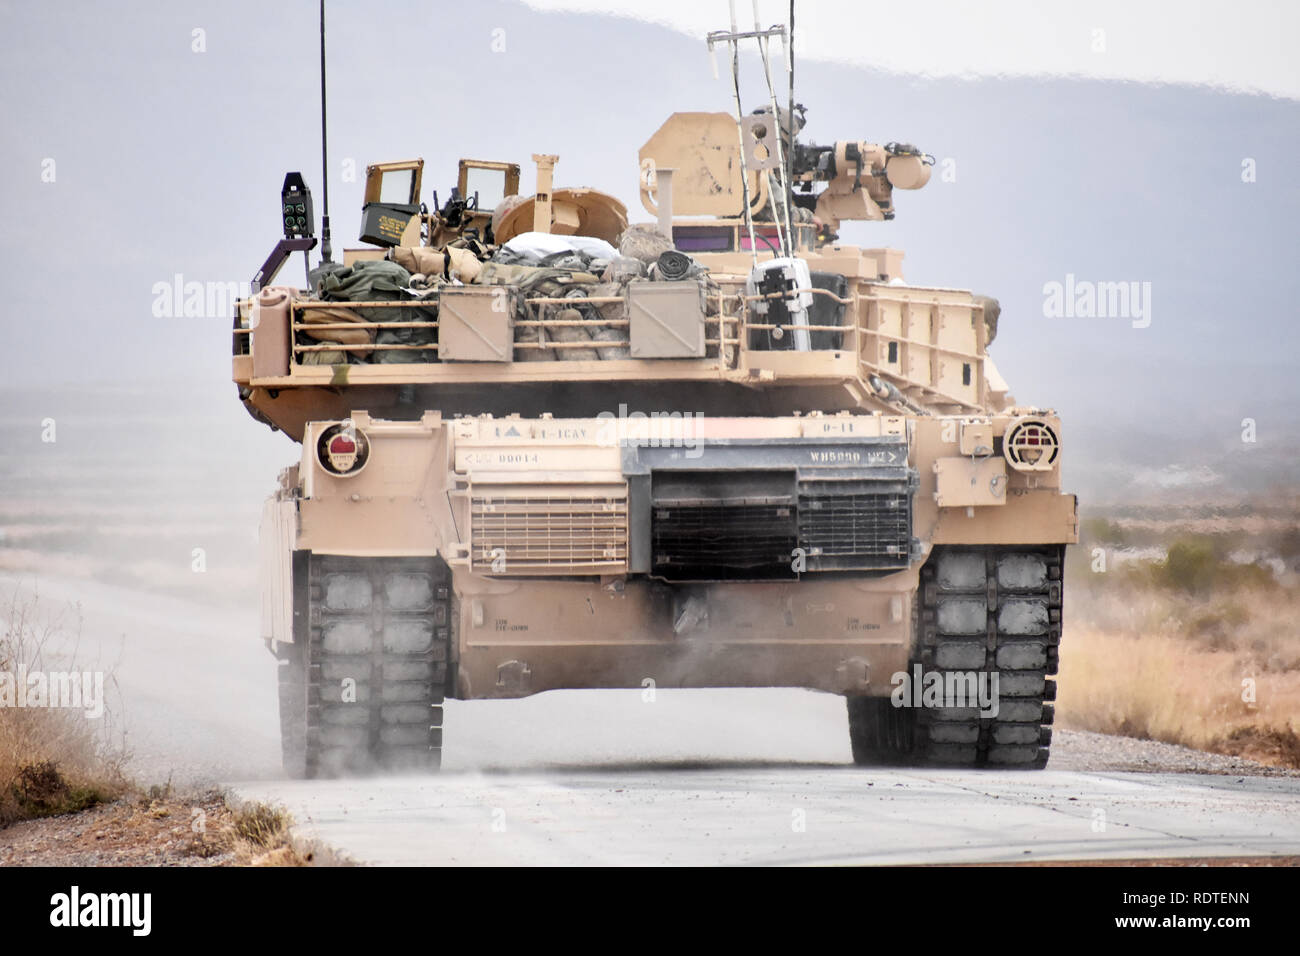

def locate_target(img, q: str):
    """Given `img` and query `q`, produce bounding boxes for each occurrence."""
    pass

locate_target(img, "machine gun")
[790,137,934,231]
[639,107,934,246]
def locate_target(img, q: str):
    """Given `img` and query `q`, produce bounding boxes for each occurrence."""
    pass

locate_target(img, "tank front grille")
[470,490,628,573]
[652,503,798,580]
[798,485,912,570]
[650,469,798,580]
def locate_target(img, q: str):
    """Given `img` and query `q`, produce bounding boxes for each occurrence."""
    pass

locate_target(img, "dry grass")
[228,801,304,863]
[1059,625,1300,764]
[1059,540,1300,768]
[0,587,127,824]
[185,795,309,866]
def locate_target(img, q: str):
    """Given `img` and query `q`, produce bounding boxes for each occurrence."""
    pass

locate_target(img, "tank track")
[848,544,1063,768]
[278,554,452,777]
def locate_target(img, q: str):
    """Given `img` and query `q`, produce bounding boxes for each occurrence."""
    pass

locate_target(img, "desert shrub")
[1145,537,1277,595]
[1158,538,1218,592]
[0,587,125,825]
[1080,516,1128,547]
[232,801,293,848]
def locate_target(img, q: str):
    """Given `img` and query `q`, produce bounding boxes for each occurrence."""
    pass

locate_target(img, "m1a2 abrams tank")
[233,22,1076,777]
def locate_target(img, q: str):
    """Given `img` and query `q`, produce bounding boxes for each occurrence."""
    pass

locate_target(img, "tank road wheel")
[292,555,453,778]
[846,696,917,765]
[913,545,1064,769]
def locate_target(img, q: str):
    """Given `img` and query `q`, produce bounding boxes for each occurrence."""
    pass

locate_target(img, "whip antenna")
[788,0,795,246]
[318,0,333,265]
[752,0,794,257]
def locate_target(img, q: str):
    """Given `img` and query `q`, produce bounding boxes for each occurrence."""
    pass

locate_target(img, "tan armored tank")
[234,29,1076,777]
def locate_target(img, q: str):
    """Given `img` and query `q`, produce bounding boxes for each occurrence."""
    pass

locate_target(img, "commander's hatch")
[360,159,424,247]
[459,159,520,214]
[438,159,520,244]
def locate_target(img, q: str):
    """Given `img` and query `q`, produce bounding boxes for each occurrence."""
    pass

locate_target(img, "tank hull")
[263,411,1074,710]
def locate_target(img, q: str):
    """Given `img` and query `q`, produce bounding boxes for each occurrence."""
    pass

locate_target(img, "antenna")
[752,0,794,258]
[318,0,333,265]
[726,1,759,265]
[708,3,798,262]
[788,0,795,243]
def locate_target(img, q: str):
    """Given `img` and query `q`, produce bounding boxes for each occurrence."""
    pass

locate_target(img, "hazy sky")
[1,0,1296,490]
[526,0,1300,98]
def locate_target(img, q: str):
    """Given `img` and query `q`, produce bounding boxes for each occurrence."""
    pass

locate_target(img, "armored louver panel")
[797,480,912,570]
[471,488,628,574]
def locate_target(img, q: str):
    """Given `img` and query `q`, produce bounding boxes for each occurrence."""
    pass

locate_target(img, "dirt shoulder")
[1051,729,1300,777]
[0,788,310,867]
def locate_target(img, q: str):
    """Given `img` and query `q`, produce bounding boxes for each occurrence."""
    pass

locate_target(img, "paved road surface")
[230,691,1300,866]
[9,573,1298,865]
[231,759,1300,866]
